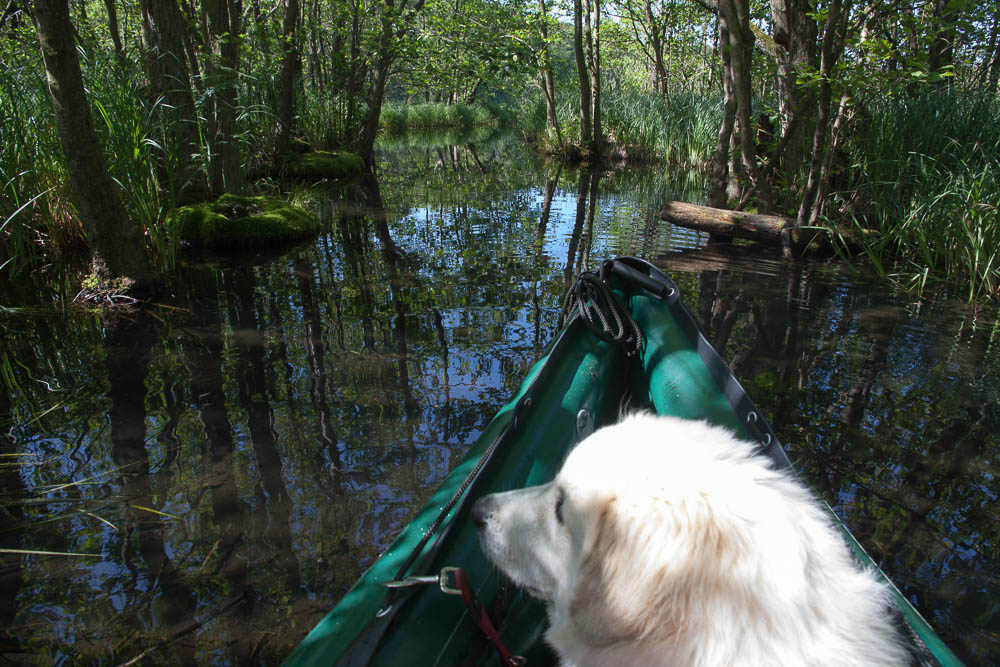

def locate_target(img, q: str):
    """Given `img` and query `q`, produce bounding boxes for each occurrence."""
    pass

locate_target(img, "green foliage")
[168,194,320,249]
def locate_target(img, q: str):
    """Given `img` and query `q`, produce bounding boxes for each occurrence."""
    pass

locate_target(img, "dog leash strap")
[449,568,526,667]
[386,567,525,666]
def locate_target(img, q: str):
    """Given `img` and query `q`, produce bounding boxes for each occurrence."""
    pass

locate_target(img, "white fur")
[472,413,910,667]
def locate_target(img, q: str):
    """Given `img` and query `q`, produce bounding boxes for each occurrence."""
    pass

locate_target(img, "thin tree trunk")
[770,0,816,185]
[791,0,849,256]
[102,0,126,65]
[31,0,159,292]
[708,19,735,208]
[989,2,1000,92]
[809,91,849,224]
[573,0,592,149]
[928,0,956,82]
[538,0,562,148]
[274,0,299,160]
[203,0,242,192]
[642,0,668,101]
[718,0,770,211]
[585,0,601,151]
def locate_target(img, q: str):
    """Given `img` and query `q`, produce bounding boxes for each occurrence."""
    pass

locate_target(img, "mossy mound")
[169,194,319,249]
[287,150,365,181]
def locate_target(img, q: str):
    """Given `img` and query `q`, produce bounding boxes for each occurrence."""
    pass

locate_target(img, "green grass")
[379,102,499,133]
[600,89,720,165]
[516,87,720,167]
[845,89,1000,299]
[0,39,74,279]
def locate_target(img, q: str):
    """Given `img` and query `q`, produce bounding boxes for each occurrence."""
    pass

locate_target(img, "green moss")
[168,194,319,249]
[289,138,312,154]
[286,150,365,181]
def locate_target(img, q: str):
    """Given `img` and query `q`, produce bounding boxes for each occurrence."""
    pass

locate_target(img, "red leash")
[385,567,526,666]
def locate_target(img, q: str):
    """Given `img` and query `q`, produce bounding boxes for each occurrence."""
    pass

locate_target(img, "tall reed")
[600,89,720,165]
[847,90,1000,299]
[2,44,177,277]
[516,87,720,167]
[1,39,74,279]
[380,101,499,133]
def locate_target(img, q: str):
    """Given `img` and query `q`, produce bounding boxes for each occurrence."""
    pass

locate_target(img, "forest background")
[3,0,1000,300]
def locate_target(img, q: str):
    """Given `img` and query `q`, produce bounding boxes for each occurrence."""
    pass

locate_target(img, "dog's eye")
[555,489,565,525]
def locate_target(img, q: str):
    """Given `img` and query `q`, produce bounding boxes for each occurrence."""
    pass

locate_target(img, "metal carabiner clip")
[383,566,462,596]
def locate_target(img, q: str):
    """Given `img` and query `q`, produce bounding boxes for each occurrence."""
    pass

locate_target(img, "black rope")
[559,263,643,357]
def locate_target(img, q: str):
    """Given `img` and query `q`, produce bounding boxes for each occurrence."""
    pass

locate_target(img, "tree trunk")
[573,0,592,149]
[139,0,208,202]
[203,0,242,193]
[928,0,956,82]
[808,91,849,224]
[356,0,426,160]
[274,0,299,161]
[717,0,770,211]
[538,0,562,148]
[791,0,849,256]
[585,0,601,151]
[102,0,126,66]
[708,19,736,208]
[770,0,816,183]
[980,2,1000,87]
[358,47,392,163]
[642,0,668,101]
[659,200,792,242]
[31,0,159,293]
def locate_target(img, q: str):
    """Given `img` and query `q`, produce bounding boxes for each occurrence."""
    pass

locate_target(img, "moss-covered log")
[286,150,365,181]
[168,194,319,249]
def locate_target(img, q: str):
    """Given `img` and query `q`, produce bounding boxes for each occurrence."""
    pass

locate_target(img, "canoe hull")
[285,257,960,667]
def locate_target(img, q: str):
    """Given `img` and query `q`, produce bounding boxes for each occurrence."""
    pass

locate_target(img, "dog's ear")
[565,498,649,646]
[566,495,741,648]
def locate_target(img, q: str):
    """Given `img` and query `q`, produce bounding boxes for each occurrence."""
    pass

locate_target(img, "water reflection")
[661,245,1000,660]
[0,136,997,663]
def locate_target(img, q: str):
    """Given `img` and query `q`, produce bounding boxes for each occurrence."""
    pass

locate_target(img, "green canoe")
[285,257,961,667]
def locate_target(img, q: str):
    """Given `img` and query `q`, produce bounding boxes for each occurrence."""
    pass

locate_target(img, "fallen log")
[658,201,872,253]
[658,201,792,243]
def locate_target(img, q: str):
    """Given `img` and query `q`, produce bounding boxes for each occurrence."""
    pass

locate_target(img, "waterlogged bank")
[1,136,997,663]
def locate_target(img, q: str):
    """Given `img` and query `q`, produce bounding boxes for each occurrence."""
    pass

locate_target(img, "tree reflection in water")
[0,137,997,663]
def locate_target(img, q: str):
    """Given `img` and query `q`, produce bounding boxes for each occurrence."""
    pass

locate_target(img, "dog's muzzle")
[471,494,496,530]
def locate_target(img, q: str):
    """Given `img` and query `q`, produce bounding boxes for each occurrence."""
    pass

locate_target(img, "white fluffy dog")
[472,413,910,666]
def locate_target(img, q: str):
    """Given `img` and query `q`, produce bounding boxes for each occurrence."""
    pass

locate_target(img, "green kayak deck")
[285,257,961,667]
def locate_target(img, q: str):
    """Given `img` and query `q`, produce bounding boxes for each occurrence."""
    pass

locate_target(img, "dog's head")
[472,414,753,653]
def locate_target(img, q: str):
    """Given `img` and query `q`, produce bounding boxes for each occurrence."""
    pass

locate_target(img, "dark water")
[1,135,998,664]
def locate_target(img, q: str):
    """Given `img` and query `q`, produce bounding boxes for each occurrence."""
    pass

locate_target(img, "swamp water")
[1,135,998,664]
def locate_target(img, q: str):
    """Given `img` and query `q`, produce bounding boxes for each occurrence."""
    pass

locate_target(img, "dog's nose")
[471,495,492,530]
